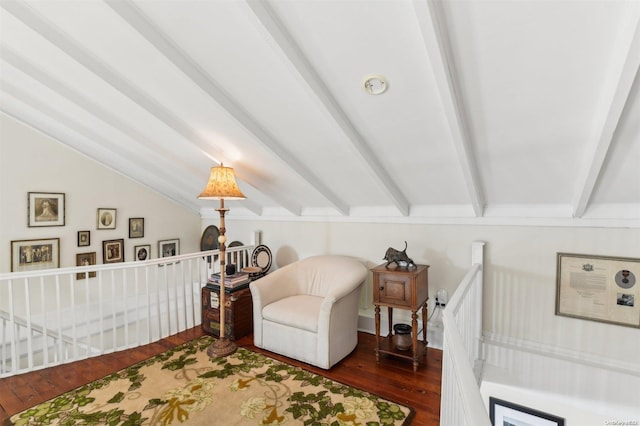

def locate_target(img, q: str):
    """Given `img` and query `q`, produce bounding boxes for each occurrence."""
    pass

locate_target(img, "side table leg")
[422,301,428,349]
[387,307,393,339]
[374,305,381,363]
[411,310,418,372]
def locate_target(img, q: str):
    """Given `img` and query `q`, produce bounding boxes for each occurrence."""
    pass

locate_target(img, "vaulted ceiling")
[1,0,639,225]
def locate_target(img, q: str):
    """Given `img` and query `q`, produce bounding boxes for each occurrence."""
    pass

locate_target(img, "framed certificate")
[556,253,640,328]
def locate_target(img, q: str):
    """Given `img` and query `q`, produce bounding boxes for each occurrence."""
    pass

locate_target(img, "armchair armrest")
[249,264,298,309]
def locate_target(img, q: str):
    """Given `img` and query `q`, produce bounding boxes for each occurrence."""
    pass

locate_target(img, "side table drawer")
[376,273,411,307]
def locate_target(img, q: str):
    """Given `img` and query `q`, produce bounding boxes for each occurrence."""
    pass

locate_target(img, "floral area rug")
[7,336,413,425]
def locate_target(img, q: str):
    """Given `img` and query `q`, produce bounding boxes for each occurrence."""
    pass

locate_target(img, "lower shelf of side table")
[375,336,426,364]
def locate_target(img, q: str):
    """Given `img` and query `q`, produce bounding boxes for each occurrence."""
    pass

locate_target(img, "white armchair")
[249,255,368,369]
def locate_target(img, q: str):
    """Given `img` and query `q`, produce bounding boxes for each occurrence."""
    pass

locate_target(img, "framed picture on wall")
[76,252,96,279]
[11,238,60,272]
[490,397,564,426]
[28,192,65,227]
[159,239,179,258]
[77,230,90,247]
[97,208,117,230]
[102,239,124,263]
[134,244,151,261]
[556,253,640,328]
[129,218,144,238]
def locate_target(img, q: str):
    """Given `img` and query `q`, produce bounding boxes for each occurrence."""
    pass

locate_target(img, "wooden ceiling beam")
[1,0,290,217]
[246,0,411,216]
[413,0,485,217]
[572,10,640,218]
[107,0,348,216]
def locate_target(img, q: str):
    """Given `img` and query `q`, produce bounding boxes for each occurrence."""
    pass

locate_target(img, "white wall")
[217,217,640,422]
[220,218,639,365]
[0,114,201,274]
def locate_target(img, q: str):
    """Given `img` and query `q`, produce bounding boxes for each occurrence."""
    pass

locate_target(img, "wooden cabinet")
[371,264,429,372]
[201,285,253,341]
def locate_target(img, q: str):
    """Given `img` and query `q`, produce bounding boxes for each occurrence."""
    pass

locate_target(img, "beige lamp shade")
[197,164,246,200]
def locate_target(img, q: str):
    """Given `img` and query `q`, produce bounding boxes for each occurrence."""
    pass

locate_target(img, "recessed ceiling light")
[362,74,388,95]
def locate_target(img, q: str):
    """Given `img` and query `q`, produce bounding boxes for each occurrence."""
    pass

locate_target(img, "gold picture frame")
[556,252,640,328]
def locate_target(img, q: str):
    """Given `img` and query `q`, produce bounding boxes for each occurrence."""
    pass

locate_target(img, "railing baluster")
[440,242,489,426]
[0,247,249,378]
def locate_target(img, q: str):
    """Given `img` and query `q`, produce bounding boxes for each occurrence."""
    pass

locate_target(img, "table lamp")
[198,163,246,357]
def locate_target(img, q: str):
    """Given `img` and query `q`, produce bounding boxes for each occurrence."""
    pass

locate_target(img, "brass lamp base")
[206,337,237,358]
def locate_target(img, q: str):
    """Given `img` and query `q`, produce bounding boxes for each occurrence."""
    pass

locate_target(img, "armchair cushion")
[250,254,368,369]
[262,295,322,333]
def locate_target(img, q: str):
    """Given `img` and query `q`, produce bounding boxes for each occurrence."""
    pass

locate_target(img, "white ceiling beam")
[572,10,640,218]
[0,83,203,211]
[246,0,411,217]
[0,46,265,216]
[0,0,284,217]
[0,45,201,185]
[106,0,348,216]
[412,0,485,217]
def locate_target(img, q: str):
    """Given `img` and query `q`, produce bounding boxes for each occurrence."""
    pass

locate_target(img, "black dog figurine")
[383,241,416,269]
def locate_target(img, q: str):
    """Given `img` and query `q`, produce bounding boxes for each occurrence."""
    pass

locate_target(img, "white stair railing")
[440,241,490,426]
[0,245,253,378]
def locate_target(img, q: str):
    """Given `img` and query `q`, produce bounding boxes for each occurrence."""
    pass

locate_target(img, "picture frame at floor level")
[134,244,151,261]
[96,208,117,230]
[77,230,90,247]
[556,252,640,328]
[28,192,65,227]
[76,252,97,279]
[11,238,60,272]
[102,239,125,264]
[489,397,565,426]
[129,217,144,238]
[159,239,179,258]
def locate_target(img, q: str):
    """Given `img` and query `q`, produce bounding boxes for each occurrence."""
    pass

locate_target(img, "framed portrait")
[28,192,65,227]
[11,238,60,272]
[556,253,640,328]
[490,397,564,426]
[129,218,144,238]
[159,239,180,258]
[134,244,151,261]
[77,230,90,247]
[129,217,144,238]
[102,239,124,264]
[76,252,96,279]
[97,208,117,230]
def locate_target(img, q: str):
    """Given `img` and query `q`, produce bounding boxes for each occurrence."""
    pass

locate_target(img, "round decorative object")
[251,245,272,278]
[200,225,219,251]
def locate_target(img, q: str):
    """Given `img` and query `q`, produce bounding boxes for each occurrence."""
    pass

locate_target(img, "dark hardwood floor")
[0,328,442,425]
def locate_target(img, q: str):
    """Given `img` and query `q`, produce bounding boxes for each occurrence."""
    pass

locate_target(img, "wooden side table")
[371,263,429,372]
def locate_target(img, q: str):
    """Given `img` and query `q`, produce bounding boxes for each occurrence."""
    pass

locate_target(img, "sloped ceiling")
[1,0,639,225]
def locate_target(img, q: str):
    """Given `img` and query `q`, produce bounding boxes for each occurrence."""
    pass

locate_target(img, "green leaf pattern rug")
[8,336,413,425]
